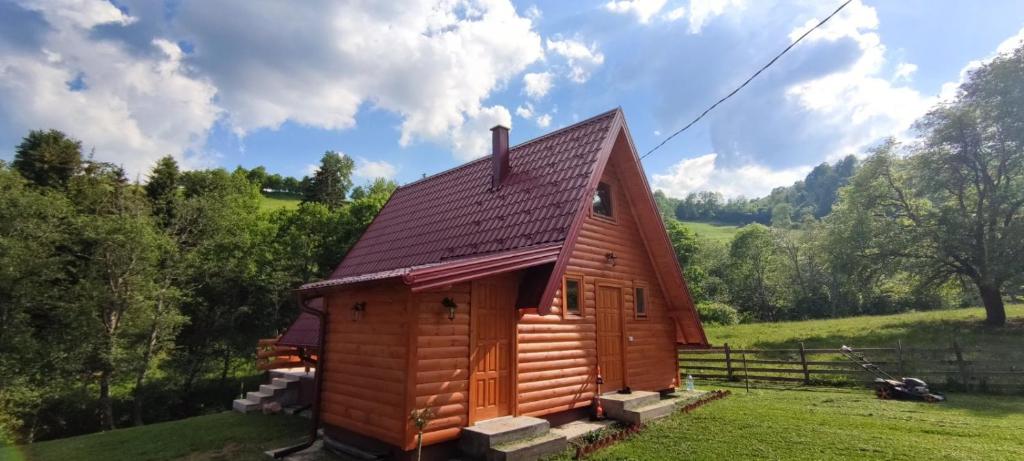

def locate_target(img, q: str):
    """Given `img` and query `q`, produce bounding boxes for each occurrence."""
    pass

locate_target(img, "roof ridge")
[397,107,621,190]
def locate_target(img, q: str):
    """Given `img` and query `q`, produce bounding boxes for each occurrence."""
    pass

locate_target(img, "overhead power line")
[640,0,854,160]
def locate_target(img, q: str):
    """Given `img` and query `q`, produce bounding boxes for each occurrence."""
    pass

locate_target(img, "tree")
[303,151,354,208]
[13,129,82,189]
[725,224,786,321]
[145,156,181,227]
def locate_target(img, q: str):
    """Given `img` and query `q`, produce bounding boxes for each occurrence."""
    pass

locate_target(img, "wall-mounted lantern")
[442,297,458,321]
[605,252,618,267]
[351,301,366,321]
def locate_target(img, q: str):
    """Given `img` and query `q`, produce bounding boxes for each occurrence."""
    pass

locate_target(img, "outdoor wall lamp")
[350,301,366,321]
[442,297,458,321]
[605,252,618,267]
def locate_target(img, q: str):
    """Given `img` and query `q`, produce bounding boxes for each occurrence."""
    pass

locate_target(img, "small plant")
[409,407,436,461]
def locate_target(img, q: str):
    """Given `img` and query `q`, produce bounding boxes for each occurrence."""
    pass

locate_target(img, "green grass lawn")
[679,220,741,243]
[550,384,1024,460]
[1,412,307,461]
[704,304,1024,352]
[259,192,301,211]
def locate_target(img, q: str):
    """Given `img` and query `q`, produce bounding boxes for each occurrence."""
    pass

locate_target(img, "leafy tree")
[13,129,82,189]
[303,151,355,208]
[725,224,787,321]
[145,156,181,227]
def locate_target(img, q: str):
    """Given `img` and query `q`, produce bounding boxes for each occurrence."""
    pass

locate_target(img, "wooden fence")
[679,341,1024,394]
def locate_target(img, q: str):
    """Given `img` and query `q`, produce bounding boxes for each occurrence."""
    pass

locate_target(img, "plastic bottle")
[685,374,695,391]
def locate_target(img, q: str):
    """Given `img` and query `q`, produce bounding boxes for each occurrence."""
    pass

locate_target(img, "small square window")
[635,287,647,318]
[593,182,613,217]
[564,277,582,316]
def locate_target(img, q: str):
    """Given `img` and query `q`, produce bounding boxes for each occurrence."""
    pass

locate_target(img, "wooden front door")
[596,285,625,391]
[469,276,515,423]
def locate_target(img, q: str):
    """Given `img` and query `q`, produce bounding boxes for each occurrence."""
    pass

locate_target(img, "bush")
[697,302,739,325]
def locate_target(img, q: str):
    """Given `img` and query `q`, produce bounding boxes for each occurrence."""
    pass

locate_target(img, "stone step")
[488,432,567,461]
[246,391,273,404]
[459,416,550,459]
[272,377,298,388]
[620,399,677,425]
[599,391,661,420]
[232,398,260,413]
[260,383,287,395]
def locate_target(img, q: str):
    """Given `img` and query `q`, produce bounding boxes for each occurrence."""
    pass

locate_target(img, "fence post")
[896,339,904,377]
[741,350,750,393]
[724,343,734,381]
[799,342,810,385]
[953,340,969,391]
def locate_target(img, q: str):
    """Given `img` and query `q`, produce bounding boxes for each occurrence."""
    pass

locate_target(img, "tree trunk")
[132,324,160,426]
[977,282,1007,326]
[99,369,114,431]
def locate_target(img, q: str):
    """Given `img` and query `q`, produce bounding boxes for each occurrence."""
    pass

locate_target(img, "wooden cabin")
[281,108,708,458]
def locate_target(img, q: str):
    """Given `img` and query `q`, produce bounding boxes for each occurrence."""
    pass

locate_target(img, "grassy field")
[679,220,741,243]
[704,304,1024,353]
[0,412,307,461]
[259,192,301,211]
[550,384,1024,460]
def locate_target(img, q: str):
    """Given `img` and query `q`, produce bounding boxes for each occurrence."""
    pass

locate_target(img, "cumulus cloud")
[546,37,605,83]
[0,0,546,172]
[515,102,534,119]
[652,153,811,198]
[938,26,1024,102]
[0,1,220,175]
[535,113,552,128]
[522,71,553,99]
[353,157,397,180]
[604,0,667,24]
[686,0,745,34]
[665,7,686,22]
[892,62,917,82]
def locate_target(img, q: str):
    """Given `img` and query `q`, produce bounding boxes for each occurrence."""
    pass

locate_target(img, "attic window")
[593,182,613,217]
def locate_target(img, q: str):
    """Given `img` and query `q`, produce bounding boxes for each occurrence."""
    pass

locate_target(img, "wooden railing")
[256,337,316,371]
[679,342,1024,394]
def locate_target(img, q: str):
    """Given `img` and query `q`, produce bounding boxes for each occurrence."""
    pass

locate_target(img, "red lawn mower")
[840,346,945,402]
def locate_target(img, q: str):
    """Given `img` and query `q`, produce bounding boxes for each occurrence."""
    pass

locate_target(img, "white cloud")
[604,0,667,24]
[522,71,553,99]
[0,4,220,175]
[515,102,534,119]
[354,157,397,180]
[783,0,933,157]
[664,7,686,22]
[525,4,542,20]
[652,153,811,198]
[892,62,917,82]
[939,26,1024,102]
[686,0,745,34]
[546,37,605,83]
[536,113,552,128]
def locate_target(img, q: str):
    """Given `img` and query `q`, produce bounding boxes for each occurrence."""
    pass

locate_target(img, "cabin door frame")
[468,275,517,424]
[594,279,629,392]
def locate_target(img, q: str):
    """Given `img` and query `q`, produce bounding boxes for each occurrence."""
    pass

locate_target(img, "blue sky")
[2,1,1023,198]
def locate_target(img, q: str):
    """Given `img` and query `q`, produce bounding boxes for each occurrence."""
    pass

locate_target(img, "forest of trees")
[0,139,394,444]
[661,45,1024,328]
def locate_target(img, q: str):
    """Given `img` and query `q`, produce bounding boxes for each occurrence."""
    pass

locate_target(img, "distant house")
[278,108,707,458]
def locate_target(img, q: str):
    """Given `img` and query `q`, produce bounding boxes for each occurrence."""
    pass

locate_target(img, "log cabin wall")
[321,279,411,448]
[406,282,472,450]
[516,151,678,417]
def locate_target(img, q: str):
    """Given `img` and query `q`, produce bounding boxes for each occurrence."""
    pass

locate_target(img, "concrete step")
[599,391,661,420]
[232,398,260,413]
[260,383,287,395]
[246,391,273,404]
[272,377,299,387]
[459,416,550,459]
[488,432,567,461]
[620,399,677,425]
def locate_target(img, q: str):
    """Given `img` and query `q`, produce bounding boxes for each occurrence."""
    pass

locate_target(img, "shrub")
[697,302,739,325]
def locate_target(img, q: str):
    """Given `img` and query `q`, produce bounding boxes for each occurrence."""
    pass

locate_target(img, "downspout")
[273,293,328,458]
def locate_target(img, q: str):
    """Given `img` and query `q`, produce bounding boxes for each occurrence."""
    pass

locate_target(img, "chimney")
[491,125,510,189]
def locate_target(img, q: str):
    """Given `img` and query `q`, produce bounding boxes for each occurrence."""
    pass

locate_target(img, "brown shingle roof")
[328,108,619,279]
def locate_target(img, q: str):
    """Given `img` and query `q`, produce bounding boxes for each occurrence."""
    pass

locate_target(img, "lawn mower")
[839,345,945,402]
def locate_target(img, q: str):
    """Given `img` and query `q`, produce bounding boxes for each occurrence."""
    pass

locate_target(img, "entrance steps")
[599,390,703,425]
[232,373,301,413]
[459,416,567,461]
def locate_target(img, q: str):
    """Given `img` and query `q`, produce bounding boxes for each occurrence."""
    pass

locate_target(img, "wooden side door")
[469,276,515,423]
[595,284,625,391]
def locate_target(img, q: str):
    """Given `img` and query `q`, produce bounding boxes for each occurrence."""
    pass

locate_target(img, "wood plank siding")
[516,150,678,418]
